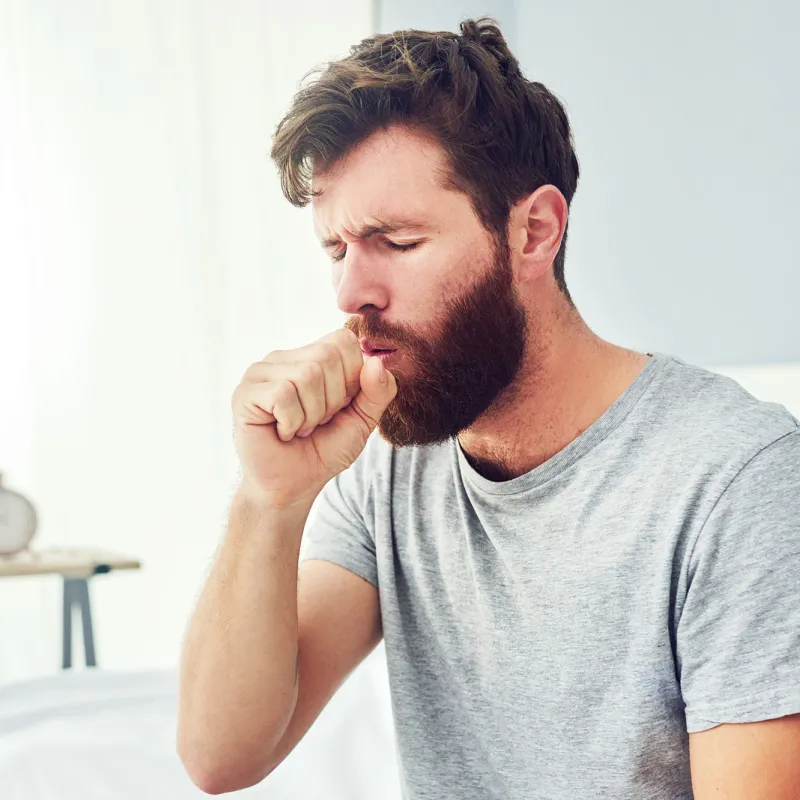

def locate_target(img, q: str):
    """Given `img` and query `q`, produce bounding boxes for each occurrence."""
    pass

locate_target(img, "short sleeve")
[677,428,800,733]
[299,446,378,588]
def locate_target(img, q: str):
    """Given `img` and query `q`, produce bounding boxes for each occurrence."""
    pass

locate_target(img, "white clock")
[0,473,38,556]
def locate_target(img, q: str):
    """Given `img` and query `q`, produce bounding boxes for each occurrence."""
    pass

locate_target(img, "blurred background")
[0,0,798,796]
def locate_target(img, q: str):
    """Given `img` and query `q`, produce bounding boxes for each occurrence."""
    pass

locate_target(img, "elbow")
[175,690,295,794]
[188,771,263,797]
[184,769,236,796]
[177,734,274,795]
[180,754,271,796]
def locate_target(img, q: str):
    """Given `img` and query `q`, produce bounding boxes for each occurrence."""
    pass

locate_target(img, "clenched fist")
[231,328,397,507]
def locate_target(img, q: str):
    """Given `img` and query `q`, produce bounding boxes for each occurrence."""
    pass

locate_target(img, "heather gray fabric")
[299,352,800,799]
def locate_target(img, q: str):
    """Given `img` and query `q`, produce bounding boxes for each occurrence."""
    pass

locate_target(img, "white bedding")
[0,649,401,799]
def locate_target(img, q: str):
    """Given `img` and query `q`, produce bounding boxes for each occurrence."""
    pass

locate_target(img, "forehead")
[311,126,465,237]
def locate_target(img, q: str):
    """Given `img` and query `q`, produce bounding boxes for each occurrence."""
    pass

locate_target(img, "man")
[177,18,800,799]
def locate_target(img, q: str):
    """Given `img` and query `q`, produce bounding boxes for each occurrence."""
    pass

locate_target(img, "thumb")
[351,355,397,431]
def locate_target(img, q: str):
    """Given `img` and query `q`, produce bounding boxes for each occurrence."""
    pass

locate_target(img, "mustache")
[344,315,411,349]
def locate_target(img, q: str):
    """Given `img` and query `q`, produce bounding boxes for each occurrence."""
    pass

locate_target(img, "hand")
[231,328,397,507]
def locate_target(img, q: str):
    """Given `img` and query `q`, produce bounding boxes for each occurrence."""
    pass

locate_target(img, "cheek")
[429,249,474,299]
[399,251,463,320]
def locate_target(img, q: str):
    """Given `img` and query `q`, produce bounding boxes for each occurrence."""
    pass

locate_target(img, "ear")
[509,185,568,283]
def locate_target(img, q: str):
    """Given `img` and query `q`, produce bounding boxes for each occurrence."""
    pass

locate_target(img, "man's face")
[312,125,529,447]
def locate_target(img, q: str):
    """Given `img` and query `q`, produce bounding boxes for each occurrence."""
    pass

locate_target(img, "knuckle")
[262,349,284,363]
[318,343,341,370]
[297,360,323,385]
[332,328,358,354]
[243,361,263,381]
[273,386,300,427]
[338,327,359,345]
[342,329,362,353]
[275,379,297,402]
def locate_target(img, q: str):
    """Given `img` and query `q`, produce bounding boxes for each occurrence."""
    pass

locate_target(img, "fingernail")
[378,359,388,384]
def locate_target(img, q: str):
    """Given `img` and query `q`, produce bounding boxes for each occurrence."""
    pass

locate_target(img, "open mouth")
[364,348,399,364]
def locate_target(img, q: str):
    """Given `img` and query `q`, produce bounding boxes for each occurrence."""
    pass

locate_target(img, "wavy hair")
[271,17,580,303]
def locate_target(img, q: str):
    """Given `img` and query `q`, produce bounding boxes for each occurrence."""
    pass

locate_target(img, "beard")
[344,233,529,448]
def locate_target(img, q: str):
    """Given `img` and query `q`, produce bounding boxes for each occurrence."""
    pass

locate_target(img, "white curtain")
[0,0,373,683]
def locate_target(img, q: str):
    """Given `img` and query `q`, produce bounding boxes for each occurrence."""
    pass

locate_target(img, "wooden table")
[0,548,141,669]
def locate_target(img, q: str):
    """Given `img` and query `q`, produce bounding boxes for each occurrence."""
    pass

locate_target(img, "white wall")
[0,0,374,683]
[516,0,800,367]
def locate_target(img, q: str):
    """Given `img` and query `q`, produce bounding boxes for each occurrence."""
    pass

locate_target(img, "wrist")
[235,477,319,514]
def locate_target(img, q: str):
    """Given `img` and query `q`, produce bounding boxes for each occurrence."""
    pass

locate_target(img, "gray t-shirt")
[300,351,800,799]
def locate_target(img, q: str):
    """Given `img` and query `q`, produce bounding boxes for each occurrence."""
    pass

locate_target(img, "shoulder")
[647,353,799,477]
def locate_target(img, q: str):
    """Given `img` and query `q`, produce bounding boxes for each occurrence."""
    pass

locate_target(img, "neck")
[457,295,650,482]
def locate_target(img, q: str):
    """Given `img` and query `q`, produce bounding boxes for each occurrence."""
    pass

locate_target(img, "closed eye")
[330,240,422,263]
[385,240,421,253]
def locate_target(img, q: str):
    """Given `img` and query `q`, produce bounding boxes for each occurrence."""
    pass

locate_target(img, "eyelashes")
[331,240,421,263]
[386,241,421,253]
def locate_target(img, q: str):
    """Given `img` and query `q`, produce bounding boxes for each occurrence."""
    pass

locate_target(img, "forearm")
[177,486,314,787]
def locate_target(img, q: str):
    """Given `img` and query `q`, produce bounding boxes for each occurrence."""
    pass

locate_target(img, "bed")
[0,648,401,799]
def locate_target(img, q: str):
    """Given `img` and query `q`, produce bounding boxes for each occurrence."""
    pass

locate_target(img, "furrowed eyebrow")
[320,219,433,249]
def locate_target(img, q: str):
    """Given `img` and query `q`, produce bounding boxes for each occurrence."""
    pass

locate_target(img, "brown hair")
[270,17,580,303]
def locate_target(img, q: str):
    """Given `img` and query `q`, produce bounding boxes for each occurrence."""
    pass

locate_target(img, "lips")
[360,339,397,354]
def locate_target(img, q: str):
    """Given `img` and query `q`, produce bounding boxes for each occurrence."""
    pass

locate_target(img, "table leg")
[61,578,97,669]
[75,578,96,667]
[62,579,74,669]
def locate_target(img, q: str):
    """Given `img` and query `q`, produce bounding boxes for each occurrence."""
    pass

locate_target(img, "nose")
[334,242,389,316]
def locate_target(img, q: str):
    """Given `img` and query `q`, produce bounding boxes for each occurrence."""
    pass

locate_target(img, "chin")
[376,400,478,449]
